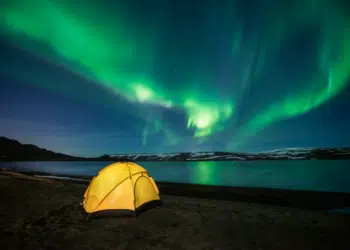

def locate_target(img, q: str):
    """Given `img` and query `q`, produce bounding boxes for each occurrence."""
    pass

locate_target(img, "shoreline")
[1,170,350,249]
[2,169,350,211]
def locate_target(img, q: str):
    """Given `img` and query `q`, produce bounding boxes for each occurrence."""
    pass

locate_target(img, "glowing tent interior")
[83,161,161,217]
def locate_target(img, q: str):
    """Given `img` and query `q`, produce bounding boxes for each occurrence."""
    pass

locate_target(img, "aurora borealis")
[0,0,349,156]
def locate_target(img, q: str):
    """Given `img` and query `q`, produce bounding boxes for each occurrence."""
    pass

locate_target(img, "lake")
[1,160,349,193]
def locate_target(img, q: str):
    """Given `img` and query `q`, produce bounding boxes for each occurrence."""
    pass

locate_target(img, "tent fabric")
[83,162,161,216]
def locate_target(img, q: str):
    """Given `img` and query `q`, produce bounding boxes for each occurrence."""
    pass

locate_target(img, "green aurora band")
[0,0,349,149]
[227,2,350,149]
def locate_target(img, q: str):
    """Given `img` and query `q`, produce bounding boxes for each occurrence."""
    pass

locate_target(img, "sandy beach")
[1,170,350,250]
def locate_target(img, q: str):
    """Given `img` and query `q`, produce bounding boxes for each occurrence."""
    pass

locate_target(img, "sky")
[0,0,349,157]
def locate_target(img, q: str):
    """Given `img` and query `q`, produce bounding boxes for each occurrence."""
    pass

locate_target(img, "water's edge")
[1,168,350,214]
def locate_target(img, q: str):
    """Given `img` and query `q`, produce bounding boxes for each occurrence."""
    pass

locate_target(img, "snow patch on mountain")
[259,147,314,155]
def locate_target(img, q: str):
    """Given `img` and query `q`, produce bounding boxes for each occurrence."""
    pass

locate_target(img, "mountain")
[107,148,350,161]
[0,137,84,161]
[0,136,349,161]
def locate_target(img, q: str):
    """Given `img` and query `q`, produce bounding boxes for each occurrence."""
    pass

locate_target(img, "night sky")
[0,0,350,157]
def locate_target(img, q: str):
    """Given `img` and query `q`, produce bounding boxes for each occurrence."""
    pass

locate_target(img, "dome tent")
[83,161,161,218]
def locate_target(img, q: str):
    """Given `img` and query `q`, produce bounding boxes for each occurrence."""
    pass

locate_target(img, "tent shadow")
[85,200,163,221]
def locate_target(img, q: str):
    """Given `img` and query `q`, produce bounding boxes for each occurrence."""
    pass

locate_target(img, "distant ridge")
[0,136,349,161]
[0,136,86,161]
[107,147,350,161]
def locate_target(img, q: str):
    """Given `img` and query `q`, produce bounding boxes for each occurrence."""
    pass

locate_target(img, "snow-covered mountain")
[106,147,350,161]
[1,136,349,161]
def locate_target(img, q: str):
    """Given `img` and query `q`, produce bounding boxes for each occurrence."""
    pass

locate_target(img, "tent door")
[134,176,158,209]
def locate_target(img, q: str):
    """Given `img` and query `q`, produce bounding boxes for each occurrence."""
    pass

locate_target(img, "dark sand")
[1,170,350,250]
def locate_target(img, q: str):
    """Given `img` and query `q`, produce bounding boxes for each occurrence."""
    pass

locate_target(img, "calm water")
[1,160,350,193]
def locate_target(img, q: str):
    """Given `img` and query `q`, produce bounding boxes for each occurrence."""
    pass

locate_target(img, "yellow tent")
[83,161,161,217]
